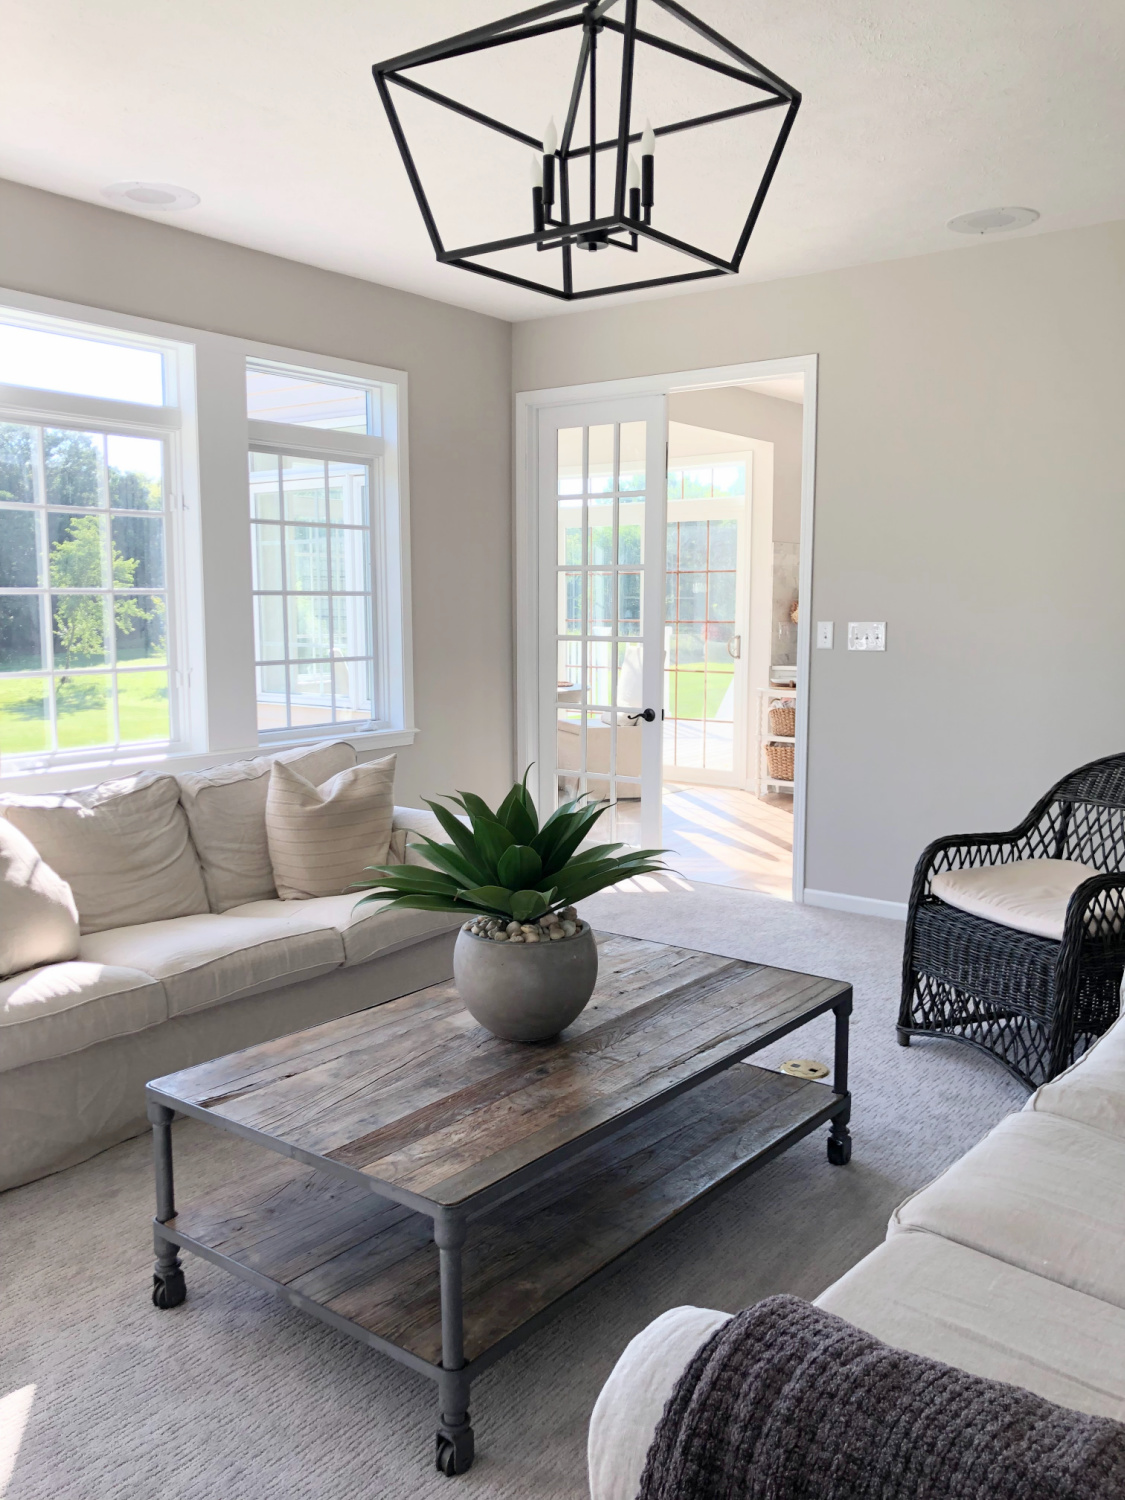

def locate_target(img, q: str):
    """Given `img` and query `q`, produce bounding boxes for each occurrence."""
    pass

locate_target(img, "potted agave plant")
[355,775,665,1042]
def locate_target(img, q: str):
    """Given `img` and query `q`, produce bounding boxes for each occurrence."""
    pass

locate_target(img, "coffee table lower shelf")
[155,1062,845,1469]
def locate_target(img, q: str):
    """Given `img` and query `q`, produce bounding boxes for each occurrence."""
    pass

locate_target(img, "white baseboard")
[803,888,908,921]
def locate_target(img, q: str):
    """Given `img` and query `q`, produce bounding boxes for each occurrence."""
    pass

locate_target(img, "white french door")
[537,396,667,849]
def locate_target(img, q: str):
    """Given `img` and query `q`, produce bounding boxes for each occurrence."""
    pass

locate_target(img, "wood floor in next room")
[619,785,794,898]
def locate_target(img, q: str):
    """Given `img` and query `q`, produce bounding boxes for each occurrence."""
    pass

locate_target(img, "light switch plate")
[848,622,886,651]
[816,621,834,648]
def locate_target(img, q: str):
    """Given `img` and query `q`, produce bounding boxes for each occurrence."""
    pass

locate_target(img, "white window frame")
[0,288,414,794]
[245,357,404,748]
[0,306,202,779]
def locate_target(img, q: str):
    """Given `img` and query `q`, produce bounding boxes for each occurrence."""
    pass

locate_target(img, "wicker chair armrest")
[1063,874,1125,946]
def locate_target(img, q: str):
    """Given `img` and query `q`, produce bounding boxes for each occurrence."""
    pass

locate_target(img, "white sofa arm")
[587,1306,730,1500]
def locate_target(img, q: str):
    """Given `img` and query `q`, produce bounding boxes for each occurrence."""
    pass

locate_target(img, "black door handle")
[626,708,657,723]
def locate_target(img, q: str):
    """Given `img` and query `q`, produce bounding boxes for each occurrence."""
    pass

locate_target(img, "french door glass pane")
[554,416,650,821]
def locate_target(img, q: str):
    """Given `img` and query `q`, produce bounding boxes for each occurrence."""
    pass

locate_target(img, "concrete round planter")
[453,922,599,1043]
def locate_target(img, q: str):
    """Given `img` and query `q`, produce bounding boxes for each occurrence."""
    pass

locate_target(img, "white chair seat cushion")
[1026,1012,1125,1140]
[816,1233,1125,1420]
[889,1111,1125,1309]
[930,857,1097,940]
[0,962,166,1071]
[80,912,344,1018]
[225,894,462,968]
[587,1306,731,1500]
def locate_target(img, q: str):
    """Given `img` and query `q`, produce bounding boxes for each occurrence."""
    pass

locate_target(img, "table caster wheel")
[827,1133,852,1166]
[435,1428,474,1475]
[152,1269,186,1309]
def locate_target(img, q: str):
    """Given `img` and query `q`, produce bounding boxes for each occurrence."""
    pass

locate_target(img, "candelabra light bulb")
[640,119,655,156]
[543,117,558,155]
[530,152,544,188]
[627,154,640,190]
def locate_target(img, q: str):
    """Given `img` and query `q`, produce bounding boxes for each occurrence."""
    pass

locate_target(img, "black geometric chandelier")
[372,0,800,301]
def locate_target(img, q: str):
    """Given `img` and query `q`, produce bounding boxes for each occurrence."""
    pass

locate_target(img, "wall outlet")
[816,621,834,649]
[848,622,886,651]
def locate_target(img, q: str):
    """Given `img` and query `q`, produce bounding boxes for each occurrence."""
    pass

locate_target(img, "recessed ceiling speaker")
[102,182,200,212]
[947,207,1039,235]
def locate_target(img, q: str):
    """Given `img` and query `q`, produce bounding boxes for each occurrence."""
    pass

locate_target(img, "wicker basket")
[768,703,795,737]
[765,742,795,782]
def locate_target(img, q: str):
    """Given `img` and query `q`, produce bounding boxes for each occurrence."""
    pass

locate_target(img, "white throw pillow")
[931,858,1099,941]
[0,819,80,978]
[0,773,208,935]
[266,755,396,900]
[178,741,357,911]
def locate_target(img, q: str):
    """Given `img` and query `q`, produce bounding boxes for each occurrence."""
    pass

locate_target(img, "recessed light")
[947,207,1039,235]
[102,182,200,212]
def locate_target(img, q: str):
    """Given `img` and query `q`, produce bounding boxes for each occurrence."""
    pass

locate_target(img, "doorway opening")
[618,375,804,896]
[517,356,815,904]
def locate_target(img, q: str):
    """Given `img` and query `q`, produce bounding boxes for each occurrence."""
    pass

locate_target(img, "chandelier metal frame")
[372,0,800,301]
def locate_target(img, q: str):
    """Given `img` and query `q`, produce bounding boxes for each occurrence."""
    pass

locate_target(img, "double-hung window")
[0,316,193,764]
[246,361,402,741]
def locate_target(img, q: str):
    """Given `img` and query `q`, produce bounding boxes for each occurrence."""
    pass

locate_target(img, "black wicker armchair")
[899,752,1125,1089]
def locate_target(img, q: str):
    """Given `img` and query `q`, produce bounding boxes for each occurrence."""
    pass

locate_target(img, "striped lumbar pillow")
[266,755,396,900]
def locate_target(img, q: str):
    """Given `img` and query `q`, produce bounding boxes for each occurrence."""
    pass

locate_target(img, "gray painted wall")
[0,178,514,808]
[515,222,1125,904]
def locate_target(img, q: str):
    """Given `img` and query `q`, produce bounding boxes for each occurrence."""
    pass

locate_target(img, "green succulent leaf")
[497,844,543,890]
[423,801,493,884]
[457,885,514,916]
[360,772,665,925]
[510,888,550,922]
[472,817,516,876]
[454,791,499,827]
[354,892,473,914]
[405,835,484,888]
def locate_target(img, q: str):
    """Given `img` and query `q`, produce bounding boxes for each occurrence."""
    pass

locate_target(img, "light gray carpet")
[0,882,1027,1500]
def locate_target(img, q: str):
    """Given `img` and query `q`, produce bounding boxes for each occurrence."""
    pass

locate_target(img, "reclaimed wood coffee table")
[145,933,852,1475]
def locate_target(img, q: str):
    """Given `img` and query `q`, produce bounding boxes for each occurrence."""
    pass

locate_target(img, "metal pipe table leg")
[827,997,853,1165]
[433,1208,474,1475]
[148,1101,186,1309]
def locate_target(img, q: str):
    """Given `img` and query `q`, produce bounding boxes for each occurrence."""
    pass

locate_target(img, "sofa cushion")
[889,1110,1125,1309]
[0,962,166,1072]
[80,912,344,1018]
[225,893,461,968]
[177,740,357,912]
[816,1233,1125,1421]
[0,818,80,978]
[266,755,395,900]
[930,858,1097,941]
[1026,1013,1125,1139]
[0,774,208,935]
[392,806,445,868]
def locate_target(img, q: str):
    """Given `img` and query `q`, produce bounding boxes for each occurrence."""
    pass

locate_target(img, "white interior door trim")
[515,353,818,903]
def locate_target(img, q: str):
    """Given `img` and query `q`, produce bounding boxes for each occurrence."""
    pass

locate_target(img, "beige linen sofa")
[0,741,460,1192]
[588,1008,1125,1500]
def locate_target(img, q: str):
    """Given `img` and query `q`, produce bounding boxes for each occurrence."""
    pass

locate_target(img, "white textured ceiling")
[1,0,1122,322]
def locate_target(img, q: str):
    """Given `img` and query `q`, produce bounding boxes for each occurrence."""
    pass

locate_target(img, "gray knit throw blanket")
[638,1295,1125,1500]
